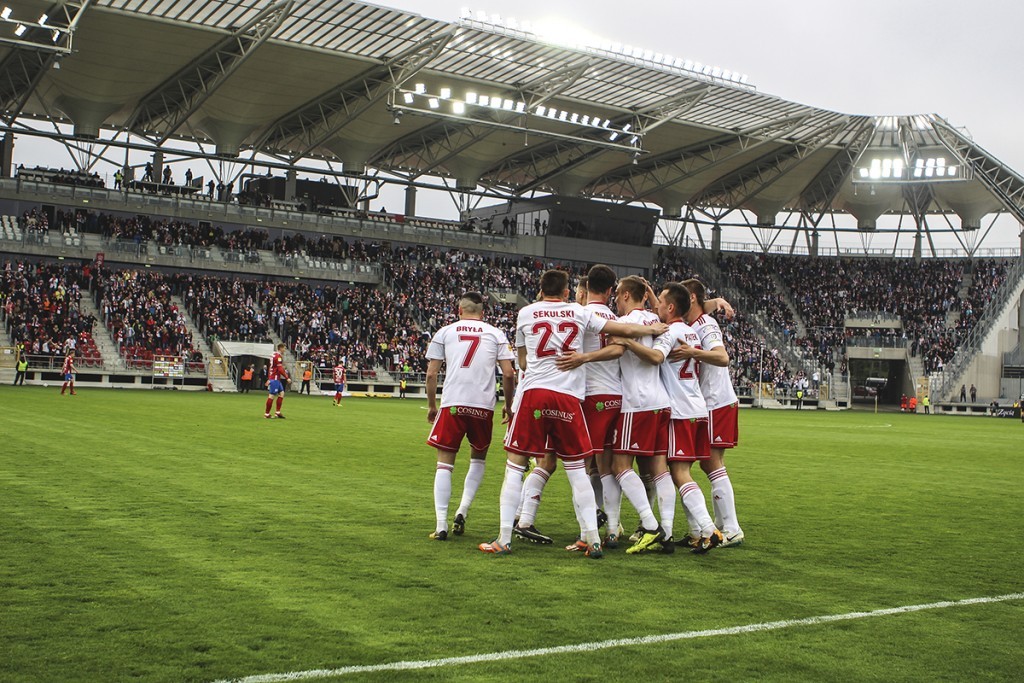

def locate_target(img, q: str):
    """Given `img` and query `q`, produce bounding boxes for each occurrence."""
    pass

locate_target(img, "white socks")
[433,463,453,533]
[707,467,741,534]
[616,469,658,530]
[565,461,600,545]
[601,473,621,534]
[498,461,526,546]
[517,467,551,528]
[455,458,486,518]
[679,481,716,537]
[654,471,676,539]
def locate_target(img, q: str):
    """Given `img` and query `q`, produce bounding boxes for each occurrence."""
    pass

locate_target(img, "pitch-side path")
[213,592,1024,683]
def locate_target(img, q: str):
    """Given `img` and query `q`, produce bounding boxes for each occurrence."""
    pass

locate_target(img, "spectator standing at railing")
[301,366,312,395]
[970,384,977,402]
[960,384,967,402]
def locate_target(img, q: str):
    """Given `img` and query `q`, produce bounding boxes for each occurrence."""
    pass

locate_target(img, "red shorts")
[583,394,622,454]
[614,409,669,457]
[427,406,494,453]
[708,403,739,449]
[504,389,592,460]
[668,418,710,462]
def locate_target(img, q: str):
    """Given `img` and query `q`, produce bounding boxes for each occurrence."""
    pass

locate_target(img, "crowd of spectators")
[95,269,203,370]
[1,259,101,366]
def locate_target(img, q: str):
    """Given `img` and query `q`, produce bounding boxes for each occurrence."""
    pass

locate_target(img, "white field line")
[213,592,1024,683]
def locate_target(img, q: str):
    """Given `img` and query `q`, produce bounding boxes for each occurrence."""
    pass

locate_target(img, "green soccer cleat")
[626,527,666,555]
[585,542,604,559]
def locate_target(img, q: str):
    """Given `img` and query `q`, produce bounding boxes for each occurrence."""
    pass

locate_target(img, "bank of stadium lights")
[457,8,752,88]
[399,83,632,141]
[1,6,68,45]
[856,156,959,181]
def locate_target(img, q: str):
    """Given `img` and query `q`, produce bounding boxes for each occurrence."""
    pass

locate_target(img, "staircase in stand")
[170,295,214,361]
[79,293,124,371]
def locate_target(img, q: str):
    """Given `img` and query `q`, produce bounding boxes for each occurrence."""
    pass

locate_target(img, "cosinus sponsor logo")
[539,408,575,422]
[456,406,491,419]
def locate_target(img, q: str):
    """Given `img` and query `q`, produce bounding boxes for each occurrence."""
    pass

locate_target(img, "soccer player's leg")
[700,405,742,546]
[431,449,457,541]
[514,452,556,544]
[549,401,602,558]
[453,412,494,535]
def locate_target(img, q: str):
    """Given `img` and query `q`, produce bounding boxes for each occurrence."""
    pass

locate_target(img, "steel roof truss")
[124,0,292,144]
[254,27,454,160]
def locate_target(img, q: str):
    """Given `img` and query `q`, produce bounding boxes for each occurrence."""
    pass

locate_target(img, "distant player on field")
[479,269,667,557]
[60,350,77,395]
[425,292,517,541]
[332,358,346,407]
[265,343,289,419]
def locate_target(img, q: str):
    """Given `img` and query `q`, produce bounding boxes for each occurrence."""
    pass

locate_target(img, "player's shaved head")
[459,291,485,315]
[540,269,570,296]
[587,264,616,294]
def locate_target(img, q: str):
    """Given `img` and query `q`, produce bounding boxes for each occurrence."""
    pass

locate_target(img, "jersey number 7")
[459,334,481,367]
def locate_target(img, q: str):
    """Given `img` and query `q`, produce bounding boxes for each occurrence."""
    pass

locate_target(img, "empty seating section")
[1,260,102,366]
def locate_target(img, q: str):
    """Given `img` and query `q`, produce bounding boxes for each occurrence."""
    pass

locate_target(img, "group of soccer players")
[425,265,744,558]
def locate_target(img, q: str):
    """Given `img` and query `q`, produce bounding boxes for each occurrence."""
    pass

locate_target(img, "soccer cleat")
[585,542,604,559]
[478,540,511,555]
[603,533,620,549]
[719,530,745,548]
[275,413,286,419]
[513,524,553,545]
[596,508,608,529]
[565,539,589,552]
[452,513,466,536]
[264,413,271,419]
[429,530,448,541]
[675,535,699,549]
[692,529,724,554]
[628,524,644,543]
[626,527,666,555]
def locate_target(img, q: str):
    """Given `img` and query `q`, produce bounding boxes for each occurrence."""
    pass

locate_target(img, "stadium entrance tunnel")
[848,358,912,408]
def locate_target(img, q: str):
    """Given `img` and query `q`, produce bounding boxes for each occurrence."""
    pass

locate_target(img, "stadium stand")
[1,259,103,367]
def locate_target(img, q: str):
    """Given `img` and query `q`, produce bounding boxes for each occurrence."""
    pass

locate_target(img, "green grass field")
[2,385,1023,682]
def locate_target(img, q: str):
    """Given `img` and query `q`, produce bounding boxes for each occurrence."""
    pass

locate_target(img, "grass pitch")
[1,386,1022,682]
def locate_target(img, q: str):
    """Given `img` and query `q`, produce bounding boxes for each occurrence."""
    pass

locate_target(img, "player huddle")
[425,265,744,558]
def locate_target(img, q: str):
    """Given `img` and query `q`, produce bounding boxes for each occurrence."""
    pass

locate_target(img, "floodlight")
[479,95,489,106]
[0,8,11,20]
[535,105,546,116]
[38,13,47,25]
[580,115,589,125]
[502,98,514,110]
[52,28,60,42]
[439,87,451,99]
[948,166,958,176]
[609,132,619,141]
[622,123,631,132]
[559,110,568,121]
[402,92,414,104]
[452,101,465,114]
[546,108,557,119]
[414,83,426,94]
[491,97,503,109]
[466,91,477,104]
[428,98,440,109]
[515,101,526,113]
[14,23,25,36]
[859,168,869,178]
[569,112,579,123]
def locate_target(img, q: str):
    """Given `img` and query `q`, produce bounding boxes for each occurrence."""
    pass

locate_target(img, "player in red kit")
[332,358,346,407]
[60,351,77,395]
[265,343,289,419]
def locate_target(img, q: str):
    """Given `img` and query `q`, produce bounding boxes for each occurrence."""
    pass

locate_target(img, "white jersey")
[653,320,709,420]
[581,302,622,396]
[617,309,670,413]
[515,300,608,400]
[427,319,515,409]
[690,314,738,410]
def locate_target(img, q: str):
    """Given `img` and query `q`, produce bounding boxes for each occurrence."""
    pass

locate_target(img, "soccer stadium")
[1,1,1022,681]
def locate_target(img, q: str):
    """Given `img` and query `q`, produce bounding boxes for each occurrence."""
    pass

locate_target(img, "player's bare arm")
[425,358,443,422]
[517,346,528,372]
[499,359,516,424]
[704,297,735,320]
[602,320,670,338]
[619,337,666,366]
[555,342,626,371]
[668,342,729,367]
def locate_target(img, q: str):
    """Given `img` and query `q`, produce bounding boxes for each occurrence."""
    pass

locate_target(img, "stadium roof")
[2,0,1023,231]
